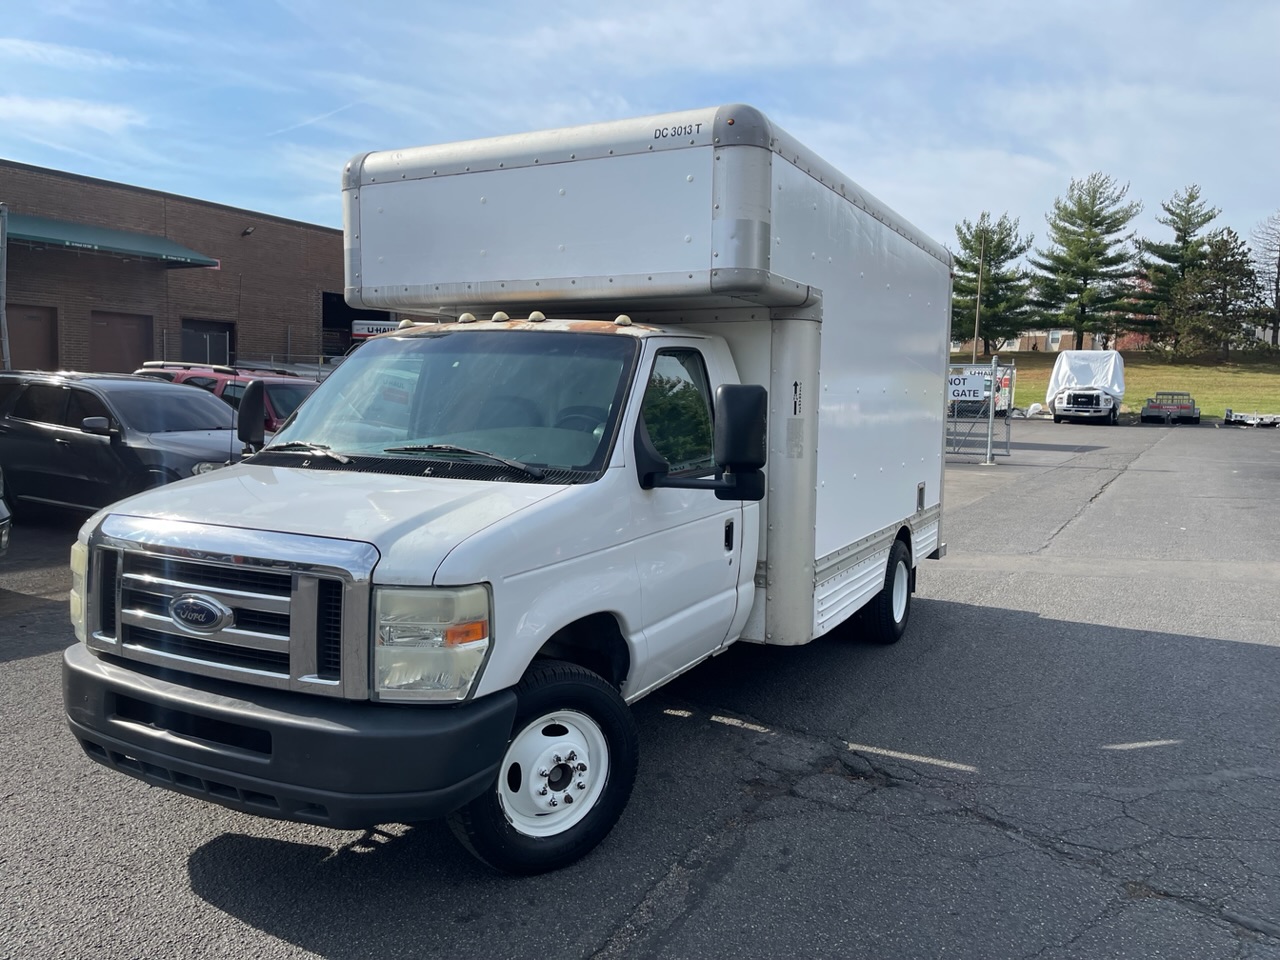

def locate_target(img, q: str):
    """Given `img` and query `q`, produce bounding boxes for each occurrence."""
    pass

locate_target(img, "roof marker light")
[491,311,510,322]
[398,318,416,329]
[614,314,632,326]
[458,312,476,323]
[528,311,546,323]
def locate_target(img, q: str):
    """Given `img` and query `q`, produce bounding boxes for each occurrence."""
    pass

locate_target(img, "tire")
[1053,415,1062,424]
[865,539,912,645]
[448,660,639,875]
[1109,408,1119,425]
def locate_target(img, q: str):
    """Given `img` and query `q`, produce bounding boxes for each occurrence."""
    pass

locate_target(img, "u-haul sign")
[948,375,984,401]
[352,319,400,339]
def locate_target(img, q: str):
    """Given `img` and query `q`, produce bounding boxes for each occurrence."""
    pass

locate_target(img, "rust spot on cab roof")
[396,318,660,336]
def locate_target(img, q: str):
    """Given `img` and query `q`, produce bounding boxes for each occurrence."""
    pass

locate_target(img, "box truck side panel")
[769,157,950,634]
[354,150,716,298]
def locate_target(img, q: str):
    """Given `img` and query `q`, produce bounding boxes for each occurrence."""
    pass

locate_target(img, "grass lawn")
[954,351,1280,419]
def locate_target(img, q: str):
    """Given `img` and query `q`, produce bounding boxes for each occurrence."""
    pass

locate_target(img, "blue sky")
[2,0,1277,257]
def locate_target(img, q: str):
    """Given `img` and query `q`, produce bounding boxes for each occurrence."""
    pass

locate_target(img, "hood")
[140,429,243,462]
[103,463,565,583]
[1046,350,1125,402]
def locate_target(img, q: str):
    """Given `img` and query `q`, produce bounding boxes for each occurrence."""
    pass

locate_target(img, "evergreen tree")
[1029,173,1142,349]
[1192,228,1259,358]
[1136,185,1220,352]
[951,213,1034,354]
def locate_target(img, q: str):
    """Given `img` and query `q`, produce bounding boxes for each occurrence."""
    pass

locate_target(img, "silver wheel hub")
[891,559,909,623]
[498,709,609,837]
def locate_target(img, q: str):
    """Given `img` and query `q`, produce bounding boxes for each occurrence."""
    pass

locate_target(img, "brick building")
[0,160,387,372]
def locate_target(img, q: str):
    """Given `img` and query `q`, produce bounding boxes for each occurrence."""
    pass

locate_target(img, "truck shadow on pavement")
[184,598,1280,959]
[0,588,73,664]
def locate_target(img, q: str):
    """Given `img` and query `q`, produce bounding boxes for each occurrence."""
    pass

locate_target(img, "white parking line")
[710,714,772,734]
[845,741,978,773]
[1101,739,1183,751]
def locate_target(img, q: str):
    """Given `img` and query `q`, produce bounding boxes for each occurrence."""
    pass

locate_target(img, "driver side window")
[641,349,715,477]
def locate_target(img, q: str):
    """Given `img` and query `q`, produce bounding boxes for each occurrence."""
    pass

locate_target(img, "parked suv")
[0,371,239,516]
[132,362,318,433]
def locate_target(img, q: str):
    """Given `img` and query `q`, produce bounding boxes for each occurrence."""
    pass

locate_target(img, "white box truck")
[63,105,952,873]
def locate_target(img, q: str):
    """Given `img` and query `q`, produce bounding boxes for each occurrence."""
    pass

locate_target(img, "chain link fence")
[946,357,1014,463]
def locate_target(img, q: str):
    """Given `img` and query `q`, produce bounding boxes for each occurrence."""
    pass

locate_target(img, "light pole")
[971,231,985,363]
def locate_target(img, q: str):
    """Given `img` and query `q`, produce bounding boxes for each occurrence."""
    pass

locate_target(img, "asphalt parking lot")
[2,418,1279,959]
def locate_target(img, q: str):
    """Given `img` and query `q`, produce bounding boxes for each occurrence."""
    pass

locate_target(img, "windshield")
[269,330,638,472]
[112,388,236,432]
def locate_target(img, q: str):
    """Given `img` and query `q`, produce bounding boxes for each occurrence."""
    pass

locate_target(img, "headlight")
[374,585,490,701]
[191,461,226,475]
[70,540,89,643]
[1102,396,1113,407]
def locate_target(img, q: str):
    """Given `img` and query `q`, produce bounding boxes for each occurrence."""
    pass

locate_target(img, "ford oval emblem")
[169,594,234,633]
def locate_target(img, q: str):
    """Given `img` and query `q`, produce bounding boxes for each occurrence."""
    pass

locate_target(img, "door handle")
[724,519,734,551]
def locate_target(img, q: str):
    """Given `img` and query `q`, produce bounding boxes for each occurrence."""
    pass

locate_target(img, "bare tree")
[1252,211,1280,346]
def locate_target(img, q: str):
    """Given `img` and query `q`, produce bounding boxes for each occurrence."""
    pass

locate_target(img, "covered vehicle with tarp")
[1046,350,1125,425]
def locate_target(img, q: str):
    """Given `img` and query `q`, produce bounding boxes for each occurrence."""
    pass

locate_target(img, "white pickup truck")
[63,105,952,873]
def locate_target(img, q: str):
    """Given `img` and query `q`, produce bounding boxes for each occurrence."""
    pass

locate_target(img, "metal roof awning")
[5,212,219,268]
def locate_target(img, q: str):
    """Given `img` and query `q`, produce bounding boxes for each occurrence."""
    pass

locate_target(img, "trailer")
[1223,408,1280,427]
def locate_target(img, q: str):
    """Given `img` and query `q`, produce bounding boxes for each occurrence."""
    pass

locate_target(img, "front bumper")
[63,643,517,828]
[1057,406,1111,419]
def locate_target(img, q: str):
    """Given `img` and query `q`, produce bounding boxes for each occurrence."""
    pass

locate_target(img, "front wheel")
[865,539,912,645]
[448,660,638,874]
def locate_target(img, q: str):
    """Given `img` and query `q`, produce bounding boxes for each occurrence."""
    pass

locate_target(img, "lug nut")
[576,781,586,789]
[567,751,577,762]
[548,797,558,807]
[554,754,563,763]
[576,763,587,772]
[538,768,549,778]
[563,793,573,804]
[538,787,548,796]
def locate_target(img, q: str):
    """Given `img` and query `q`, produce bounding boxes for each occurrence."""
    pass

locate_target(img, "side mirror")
[634,384,767,502]
[237,380,266,451]
[711,384,767,501]
[81,417,113,437]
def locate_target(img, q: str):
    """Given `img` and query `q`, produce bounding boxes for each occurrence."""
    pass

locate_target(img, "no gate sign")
[948,375,984,401]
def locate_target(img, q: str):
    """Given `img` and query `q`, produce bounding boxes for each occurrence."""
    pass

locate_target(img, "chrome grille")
[1067,392,1100,407]
[86,516,377,699]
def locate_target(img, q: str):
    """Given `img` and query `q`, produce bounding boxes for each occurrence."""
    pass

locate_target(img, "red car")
[132,361,318,433]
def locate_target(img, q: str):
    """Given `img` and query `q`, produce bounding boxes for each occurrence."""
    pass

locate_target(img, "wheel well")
[533,613,631,690]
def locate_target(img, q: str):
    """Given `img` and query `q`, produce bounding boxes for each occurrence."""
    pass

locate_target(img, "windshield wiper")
[383,443,545,479]
[265,441,352,464]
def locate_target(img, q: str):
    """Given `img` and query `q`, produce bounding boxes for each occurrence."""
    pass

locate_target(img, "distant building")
[952,329,1102,354]
[0,159,388,372]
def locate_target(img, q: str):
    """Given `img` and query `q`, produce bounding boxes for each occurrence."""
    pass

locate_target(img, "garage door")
[89,311,153,372]
[6,304,58,370]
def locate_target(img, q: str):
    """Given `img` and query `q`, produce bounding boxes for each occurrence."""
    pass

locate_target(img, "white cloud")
[0,37,137,70]
[0,95,145,136]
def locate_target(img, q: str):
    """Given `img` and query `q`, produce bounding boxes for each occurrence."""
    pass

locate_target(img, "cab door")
[629,344,743,691]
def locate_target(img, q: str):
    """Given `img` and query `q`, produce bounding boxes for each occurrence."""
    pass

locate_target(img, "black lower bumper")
[63,643,518,829]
